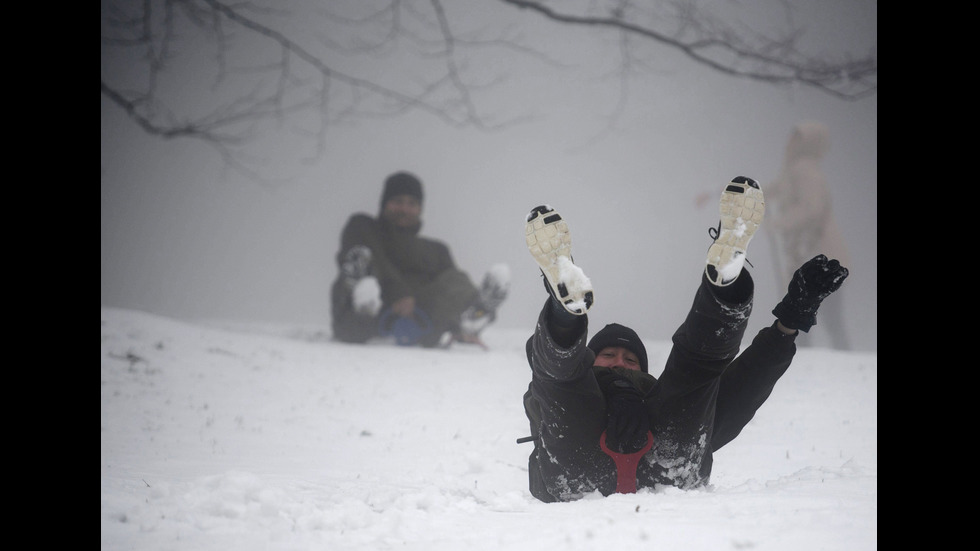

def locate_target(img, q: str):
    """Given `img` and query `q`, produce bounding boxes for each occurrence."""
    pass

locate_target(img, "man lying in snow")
[520,176,848,502]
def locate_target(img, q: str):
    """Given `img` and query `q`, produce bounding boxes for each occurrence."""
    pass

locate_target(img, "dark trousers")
[331,269,479,346]
[525,270,797,501]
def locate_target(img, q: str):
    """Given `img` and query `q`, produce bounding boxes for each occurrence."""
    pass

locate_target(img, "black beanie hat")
[381,172,423,209]
[587,323,649,373]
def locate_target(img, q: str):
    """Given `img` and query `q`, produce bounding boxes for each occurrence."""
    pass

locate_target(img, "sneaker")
[352,276,382,316]
[341,245,372,283]
[458,264,510,339]
[525,205,594,315]
[479,263,511,312]
[705,176,765,286]
[341,245,381,315]
[459,304,494,338]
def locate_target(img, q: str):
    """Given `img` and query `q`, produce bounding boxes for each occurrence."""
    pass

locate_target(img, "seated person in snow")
[331,171,509,348]
[520,176,848,502]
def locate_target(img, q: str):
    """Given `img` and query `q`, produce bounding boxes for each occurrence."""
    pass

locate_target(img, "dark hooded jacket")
[336,213,459,307]
[330,174,480,343]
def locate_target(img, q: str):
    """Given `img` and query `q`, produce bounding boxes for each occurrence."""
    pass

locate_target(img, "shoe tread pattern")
[706,177,765,285]
[525,206,593,314]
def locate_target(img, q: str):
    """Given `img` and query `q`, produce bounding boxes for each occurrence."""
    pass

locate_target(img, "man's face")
[382,194,422,228]
[593,346,641,371]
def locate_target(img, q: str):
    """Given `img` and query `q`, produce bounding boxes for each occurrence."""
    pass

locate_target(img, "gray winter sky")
[101,0,877,351]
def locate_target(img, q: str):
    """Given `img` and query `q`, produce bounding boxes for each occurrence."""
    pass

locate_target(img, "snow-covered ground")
[101,307,877,550]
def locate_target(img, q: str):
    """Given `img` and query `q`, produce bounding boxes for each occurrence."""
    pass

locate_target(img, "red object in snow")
[599,430,654,494]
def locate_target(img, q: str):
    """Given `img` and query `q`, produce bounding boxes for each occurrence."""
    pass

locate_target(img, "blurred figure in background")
[330,171,509,348]
[768,121,852,350]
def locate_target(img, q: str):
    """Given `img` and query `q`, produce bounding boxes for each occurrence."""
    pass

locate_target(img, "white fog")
[102,2,877,549]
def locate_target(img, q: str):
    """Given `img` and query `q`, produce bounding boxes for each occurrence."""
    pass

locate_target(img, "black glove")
[772,254,849,332]
[597,371,649,454]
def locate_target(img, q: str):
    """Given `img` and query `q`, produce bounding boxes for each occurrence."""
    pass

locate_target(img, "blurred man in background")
[331,171,509,348]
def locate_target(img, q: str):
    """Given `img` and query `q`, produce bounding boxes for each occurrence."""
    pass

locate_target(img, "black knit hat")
[587,323,649,373]
[381,172,423,209]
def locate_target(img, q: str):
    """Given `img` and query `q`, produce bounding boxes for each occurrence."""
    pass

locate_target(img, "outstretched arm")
[772,254,849,333]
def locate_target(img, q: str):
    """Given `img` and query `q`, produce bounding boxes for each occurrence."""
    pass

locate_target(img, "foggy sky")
[101,1,877,351]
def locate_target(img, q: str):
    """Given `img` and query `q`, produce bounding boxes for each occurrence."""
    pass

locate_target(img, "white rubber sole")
[705,176,765,286]
[525,205,594,315]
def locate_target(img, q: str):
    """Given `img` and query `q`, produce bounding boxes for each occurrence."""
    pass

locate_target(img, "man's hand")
[391,296,416,318]
[599,375,649,454]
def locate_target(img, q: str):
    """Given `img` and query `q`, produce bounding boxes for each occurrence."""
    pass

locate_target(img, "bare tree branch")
[499,0,876,100]
[101,0,877,178]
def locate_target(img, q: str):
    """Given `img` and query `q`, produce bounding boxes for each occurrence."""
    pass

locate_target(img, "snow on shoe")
[525,205,594,315]
[479,263,511,312]
[705,176,765,286]
[352,276,382,316]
